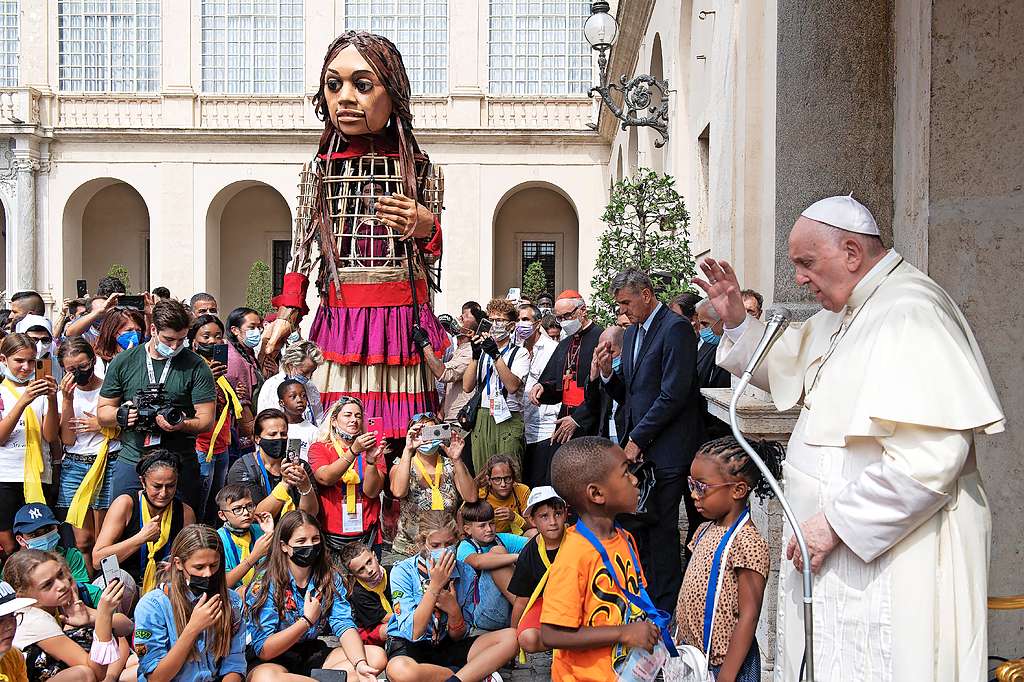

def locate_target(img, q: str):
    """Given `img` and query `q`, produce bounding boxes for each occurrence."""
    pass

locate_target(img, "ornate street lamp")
[584,1,670,147]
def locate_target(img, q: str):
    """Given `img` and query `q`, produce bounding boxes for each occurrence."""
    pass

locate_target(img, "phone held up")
[286,438,303,463]
[366,417,384,448]
[76,279,88,299]
[118,295,145,311]
[100,554,121,588]
[421,423,452,444]
[196,342,229,365]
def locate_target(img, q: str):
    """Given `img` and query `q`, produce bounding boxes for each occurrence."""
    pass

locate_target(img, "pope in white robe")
[694,196,1005,682]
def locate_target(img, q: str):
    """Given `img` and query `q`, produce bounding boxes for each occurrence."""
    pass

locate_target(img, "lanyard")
[574,520,679,657]
[145,351,173,385]
[481,344,512,397]
[693,508,750,653]
[253,450,274,497]
[413,455,445,510]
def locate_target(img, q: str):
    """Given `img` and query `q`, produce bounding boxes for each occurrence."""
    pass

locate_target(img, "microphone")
[741,306,791,377]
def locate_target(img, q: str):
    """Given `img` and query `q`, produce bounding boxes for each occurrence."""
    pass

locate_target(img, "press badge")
[144,433,161,447]
[342,502,364,534]
[491,392,512,424]
[619,640,669,682]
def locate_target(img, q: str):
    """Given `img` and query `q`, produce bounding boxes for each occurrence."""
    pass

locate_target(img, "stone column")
[13,158,38,293]
[774,0,894,315]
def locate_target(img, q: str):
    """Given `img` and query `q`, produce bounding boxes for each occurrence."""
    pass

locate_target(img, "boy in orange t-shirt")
[540,437,663,681]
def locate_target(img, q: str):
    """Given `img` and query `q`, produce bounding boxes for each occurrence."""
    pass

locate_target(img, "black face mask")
[186,574,218,599]
[289,543,323,568]
[194,342,215,356]
[260,438,287,460]
[72,365,94,386]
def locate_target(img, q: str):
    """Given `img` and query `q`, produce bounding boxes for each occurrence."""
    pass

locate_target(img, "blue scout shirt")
[134,588,247,682]
[245,571,356,656]
[386,551,476,642]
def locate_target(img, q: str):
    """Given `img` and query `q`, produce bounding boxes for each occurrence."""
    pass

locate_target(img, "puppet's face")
[323,44,393,136]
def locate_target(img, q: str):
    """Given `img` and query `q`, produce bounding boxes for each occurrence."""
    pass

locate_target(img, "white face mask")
[559,318,582,339]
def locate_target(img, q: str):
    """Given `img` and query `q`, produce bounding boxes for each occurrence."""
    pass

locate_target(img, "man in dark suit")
[695,298,731,439]
[596,269,704,613]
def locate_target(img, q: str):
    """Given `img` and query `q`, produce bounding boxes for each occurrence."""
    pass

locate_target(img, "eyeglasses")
[336,396,363,409]
[489,475,513,485]
[224,503,255,516]
[687,476,736,498]
[554,306,582,322]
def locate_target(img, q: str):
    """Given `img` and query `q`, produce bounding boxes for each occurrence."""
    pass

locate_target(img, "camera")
[118,383,185,431]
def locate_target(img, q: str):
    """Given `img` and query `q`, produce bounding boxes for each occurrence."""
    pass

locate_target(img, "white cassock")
[716,249,1005,682]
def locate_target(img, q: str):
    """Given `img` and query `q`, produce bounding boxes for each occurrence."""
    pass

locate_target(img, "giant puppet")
[272,32,449,437]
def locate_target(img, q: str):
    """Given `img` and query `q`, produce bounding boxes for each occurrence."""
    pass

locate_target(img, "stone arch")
[491,181,579,299]
[205,181,292,312]
[62,178,151,295]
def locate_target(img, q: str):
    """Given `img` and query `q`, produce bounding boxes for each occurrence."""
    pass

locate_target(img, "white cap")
[523,485,564,516]
[800,194,879,236]
[15,314,53,335]
[0,580,36,617]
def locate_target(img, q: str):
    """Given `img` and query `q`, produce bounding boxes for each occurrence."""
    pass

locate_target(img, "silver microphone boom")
[742,307,791,376]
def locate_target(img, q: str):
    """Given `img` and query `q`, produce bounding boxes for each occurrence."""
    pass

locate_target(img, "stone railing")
[486,97,594,129]
[198,95,308,129]
[411,97,448,129]
[0,87,43,126]
[56,94,162,128]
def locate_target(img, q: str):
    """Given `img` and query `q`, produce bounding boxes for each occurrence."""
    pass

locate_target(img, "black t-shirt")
[507,535,560,598]
[348,579,393,630]
[225,453,313,508]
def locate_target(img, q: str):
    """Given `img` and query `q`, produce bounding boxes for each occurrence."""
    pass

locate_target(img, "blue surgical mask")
[116,330,140,350]
[3,366,34,385]
[611,355,622,372]
[26,529,60,552]
[287,331,301,345]
[156,340,184,359]
[427,547,454,563]
[417,440,443,455]
[289,374,309,386]
[699,327,721,346]
[243,328,262,349]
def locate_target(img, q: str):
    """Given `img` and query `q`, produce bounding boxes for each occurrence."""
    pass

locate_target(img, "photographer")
[97,300,216,511]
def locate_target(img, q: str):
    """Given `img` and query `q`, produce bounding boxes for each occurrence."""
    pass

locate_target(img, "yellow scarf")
[271,481,297,516]
[413,455,444,510]
[139,493,173,594]
[230,531,257,586]
[4,380,46,504]
[357,569,393,616]
[332,437,363,514]
[207,376,242,462]
[65,425,120,528]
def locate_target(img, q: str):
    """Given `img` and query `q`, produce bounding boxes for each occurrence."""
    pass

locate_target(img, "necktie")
[633,324,646,367]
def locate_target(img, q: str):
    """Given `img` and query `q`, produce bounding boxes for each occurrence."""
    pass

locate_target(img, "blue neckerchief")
[573,519,679,657]
[694,508,750,653]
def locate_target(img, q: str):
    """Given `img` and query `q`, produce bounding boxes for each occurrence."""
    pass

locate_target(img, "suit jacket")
[596,379,627,441]
[538,322,604,435]
[696,340,731,390]
[603,305,704,472]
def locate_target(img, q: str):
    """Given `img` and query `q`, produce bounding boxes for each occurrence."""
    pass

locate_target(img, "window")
[201,0,304,94]
[58,0,161,92]
[0,1,17,88]
[345,0,448,96]
[522,240,556,290]
[489,0,591,96]
[272,239,291,296]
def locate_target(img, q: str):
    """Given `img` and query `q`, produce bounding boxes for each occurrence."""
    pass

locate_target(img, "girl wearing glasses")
[475,454,532,536]
[674,436,783,682]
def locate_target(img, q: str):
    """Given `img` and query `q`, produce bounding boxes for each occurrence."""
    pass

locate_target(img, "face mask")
[417,440,442,455]
[559,318,582,339]
[490,321,511,342]
[186,574,218,599]
[513,321,535,344]
[289,374,309,386]
[287,331,300,345]
[71,365,94,386]
[156,340,183,359]
[3,366,34,385]
[426,547,454,563]
[699,327,721,346]
[36,341,51,359]
[116,331,140,350]
[259,438,287,460]
[225,523,250,537]
[289,543,323,568]
[243,328,262,349]
[611,355,622,373]
[26,529,60,552]
[336,430,356,443]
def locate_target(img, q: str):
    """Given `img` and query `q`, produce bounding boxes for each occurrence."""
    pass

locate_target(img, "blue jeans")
[197,449,229,524]
[471,571,512,631]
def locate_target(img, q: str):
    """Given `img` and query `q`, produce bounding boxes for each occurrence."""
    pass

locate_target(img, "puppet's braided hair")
[697,435,786,501]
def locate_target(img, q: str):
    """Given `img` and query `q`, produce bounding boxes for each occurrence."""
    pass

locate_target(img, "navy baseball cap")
[12,503,58,535]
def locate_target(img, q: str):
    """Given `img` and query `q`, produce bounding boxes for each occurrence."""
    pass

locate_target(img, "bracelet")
[297,485,314,496]
[352,658,367,668]
[299,615,314,628]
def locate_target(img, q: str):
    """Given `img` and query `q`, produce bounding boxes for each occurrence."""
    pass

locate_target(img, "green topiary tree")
[246,260,273,316]
[105,264,132,294]
[589,169,696,325]
[521,260,548,302]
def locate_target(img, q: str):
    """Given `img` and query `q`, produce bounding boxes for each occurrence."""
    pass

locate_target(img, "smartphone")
[36,357,52,378]
[366,417,384,447]
[119,295,145,311]
[76,279,88,298]
[196,342,229,365]
[506,287,521,301]
[422,423,452,443]
[286,438,303,463]
[100,554,121,588]
[310,670,347,682]
[476,318,493,335]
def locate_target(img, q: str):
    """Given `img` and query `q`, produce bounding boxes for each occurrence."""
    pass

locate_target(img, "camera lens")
[158,405,186,426]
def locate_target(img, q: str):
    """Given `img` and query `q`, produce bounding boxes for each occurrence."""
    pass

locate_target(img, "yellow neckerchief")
[357,569,393,616]
[229,530,256,586]
[332,436,363,514]
[139,493,173,594]
[412,454,444,510]
[207,376,242,463]
[66,423,120,528]
[517,538,561,663]
[4,379,46,504]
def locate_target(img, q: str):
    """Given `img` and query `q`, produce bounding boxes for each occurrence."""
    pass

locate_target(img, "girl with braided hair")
[271,32,448,439]
[674,436,785,682]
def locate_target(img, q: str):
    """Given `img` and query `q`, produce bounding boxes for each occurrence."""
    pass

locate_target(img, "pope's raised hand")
[691,258,747,328]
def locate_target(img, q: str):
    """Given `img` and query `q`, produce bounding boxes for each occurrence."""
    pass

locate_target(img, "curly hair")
[485,298,516,322]
[696,436,786,501]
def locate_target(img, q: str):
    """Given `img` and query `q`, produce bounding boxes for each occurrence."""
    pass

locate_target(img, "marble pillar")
[14,158,38,293]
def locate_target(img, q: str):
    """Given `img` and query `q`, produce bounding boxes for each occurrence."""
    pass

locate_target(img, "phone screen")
[119,295,145,311]
[286,438,302,462]
[476,318,493,335]
[76,280,88,298]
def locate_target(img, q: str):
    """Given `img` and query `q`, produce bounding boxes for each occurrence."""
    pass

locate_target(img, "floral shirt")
[392,456,462,556]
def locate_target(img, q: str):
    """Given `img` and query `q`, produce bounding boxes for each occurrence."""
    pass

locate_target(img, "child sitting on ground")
[215,484,275,589]
[507,486,568,653]
[385,511,517,682]
[674,436,779,682]
[540,436,669,681]
[476,454,533,536]
[339,541,393,647]
[456,501,530,632]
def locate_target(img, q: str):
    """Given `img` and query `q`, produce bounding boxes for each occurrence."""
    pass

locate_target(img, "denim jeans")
[197,449,230,524]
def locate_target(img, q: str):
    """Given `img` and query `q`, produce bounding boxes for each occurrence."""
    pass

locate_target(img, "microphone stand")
[729,369,815,681]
